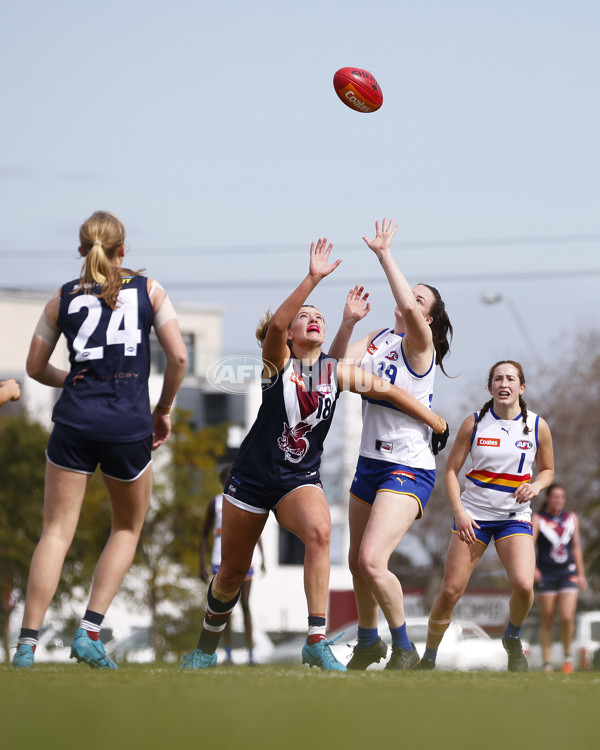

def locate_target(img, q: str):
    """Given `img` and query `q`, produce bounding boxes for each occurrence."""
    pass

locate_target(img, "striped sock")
[80,609,104,641]
[198,580,240,655]
[307,615,327,645]
[18,628,39,650]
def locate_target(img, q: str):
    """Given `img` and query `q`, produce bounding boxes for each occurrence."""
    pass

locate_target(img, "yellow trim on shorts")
[350,489,423,519]
[494,532,535,543]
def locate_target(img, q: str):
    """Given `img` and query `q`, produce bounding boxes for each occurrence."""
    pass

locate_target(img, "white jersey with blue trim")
[461,407,540,521]
[358,328,436,469]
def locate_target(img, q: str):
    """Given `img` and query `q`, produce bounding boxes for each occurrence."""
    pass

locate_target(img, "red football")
[333,67,383,113]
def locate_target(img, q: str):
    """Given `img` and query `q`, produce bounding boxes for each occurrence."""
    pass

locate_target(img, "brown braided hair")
[474,360,531,435]
[419,283,453,376]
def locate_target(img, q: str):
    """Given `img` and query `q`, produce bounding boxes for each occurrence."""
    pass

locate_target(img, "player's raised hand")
[342,285,371,323]
[362,218,399,260]
[309,237,342,281]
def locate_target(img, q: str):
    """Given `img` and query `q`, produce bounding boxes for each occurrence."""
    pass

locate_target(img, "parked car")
[106,625,276,665]
[268,616,508,671]
[522,610,600,671]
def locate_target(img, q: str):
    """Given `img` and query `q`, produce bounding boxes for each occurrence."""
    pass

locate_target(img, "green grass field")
[2,663,598,750]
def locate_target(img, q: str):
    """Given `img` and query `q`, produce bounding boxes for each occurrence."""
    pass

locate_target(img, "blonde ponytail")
[77,211,143,309]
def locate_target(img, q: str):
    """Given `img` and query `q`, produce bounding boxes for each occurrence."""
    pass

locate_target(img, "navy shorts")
[452,518,533,547]
[47,422,153,482]
[224,470,324,514]
[350,455,435,519]
[535,566,579,593]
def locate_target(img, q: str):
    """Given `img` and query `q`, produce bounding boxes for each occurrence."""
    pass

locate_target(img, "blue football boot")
[180,648,218,669]
[12,643,35,669]
[70,629,118,669]
[302,638,347,671]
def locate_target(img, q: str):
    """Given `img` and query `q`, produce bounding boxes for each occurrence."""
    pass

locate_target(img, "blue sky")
[1,0,599,417]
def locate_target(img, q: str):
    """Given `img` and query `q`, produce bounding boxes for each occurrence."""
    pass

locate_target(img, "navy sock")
[307,615,327,645]
[80,609,104,640]
[357,626,379,649]
[390,623,412,651]
[423,647,438,662]
[504,621,522,641]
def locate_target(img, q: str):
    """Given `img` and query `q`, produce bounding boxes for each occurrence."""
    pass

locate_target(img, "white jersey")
[358,328,436,469]
[461,407,540,521]
[210,493,225,569]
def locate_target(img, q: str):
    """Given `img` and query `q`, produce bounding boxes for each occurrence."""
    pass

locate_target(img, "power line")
[3,266,600,295]
[2,232,600,258]
[140,267,600,290]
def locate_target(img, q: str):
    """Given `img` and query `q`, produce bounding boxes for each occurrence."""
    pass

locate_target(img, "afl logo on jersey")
[515,440,534,450]
[385,351,399,361]
[316,384,333,395]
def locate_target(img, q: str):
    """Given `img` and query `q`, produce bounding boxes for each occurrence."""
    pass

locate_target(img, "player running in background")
[417,360,554,672]
[200,465,266,665]
[328,218,452,670]
[181,236,448,671]
[13,211,188,670]
[533,483,587,673]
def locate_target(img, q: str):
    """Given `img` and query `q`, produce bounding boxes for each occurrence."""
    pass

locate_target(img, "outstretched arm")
[337,362,446,434]
[363,218,432,353]
[328,285,371,361]
[262,238,342,373]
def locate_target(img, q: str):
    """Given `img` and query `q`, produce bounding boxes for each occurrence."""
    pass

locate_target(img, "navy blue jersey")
[51,275,154,442]
[233,353,340,485]
[536,510,576,573]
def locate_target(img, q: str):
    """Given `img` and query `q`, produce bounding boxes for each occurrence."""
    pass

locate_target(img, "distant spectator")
[533,484,587,673]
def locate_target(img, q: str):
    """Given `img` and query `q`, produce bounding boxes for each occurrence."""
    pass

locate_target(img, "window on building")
[203,393,230,425]
[150,331,195,375]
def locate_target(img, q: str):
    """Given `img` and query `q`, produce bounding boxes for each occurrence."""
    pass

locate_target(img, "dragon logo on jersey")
[278,421,312,463]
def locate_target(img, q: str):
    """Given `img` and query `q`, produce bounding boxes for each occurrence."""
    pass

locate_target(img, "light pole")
[481,292,546,373]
